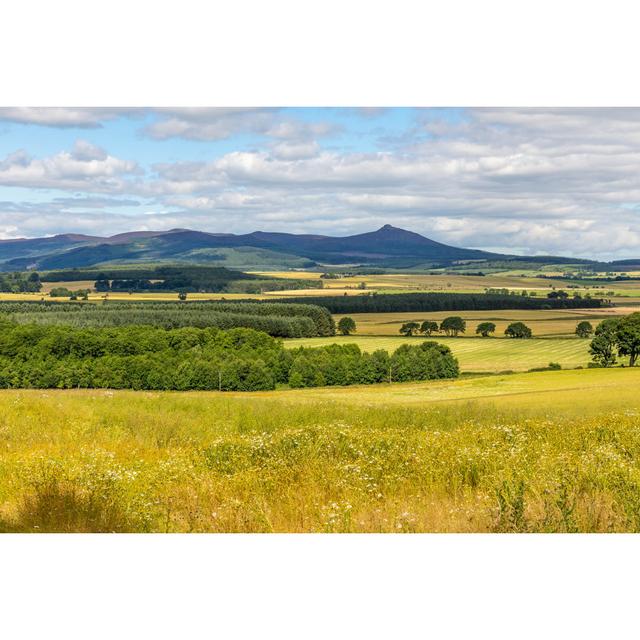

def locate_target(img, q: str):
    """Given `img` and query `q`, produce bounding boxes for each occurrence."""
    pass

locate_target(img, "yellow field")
[3,367,640,533]
[251,271,640,298]
[0,291,270,302]
[39,280,96,293]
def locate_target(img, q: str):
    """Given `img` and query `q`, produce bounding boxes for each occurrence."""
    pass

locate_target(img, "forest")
[0,322,459,391]
[0,300,335,338]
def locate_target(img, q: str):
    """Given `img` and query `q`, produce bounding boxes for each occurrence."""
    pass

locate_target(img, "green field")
[3,367,640,533]
[286,335,594,372]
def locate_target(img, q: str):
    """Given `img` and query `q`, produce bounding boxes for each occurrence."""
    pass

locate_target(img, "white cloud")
[0,142,140,191]
[5,108,640,258]
[0,107,139,128]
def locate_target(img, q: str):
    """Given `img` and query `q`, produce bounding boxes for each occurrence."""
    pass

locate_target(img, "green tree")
[420,320,439,336]
[440,316,466,337]
[178,291,188,301]
[589,318,619,367]
[94,276,110,292]
[399,322,420,336]
[476,322,496,337]
[616,312,640,366]
[337,317,357,335]
[49,287,73,298]
[504,322,532,338]
[575,321,593,338]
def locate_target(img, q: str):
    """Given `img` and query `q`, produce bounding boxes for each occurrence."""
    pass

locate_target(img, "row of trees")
[279,292,606,314]
[589,313,640,367]
[0,321,459,391]
[398,318,533,338]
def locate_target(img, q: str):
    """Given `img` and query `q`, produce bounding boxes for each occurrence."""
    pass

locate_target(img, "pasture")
[2,367,640,533]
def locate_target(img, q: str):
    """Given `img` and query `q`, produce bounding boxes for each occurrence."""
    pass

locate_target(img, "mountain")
[0,225,506,271]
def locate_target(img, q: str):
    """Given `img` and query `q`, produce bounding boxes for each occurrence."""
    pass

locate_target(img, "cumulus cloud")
[0,142,140,192]
[5,108,640,258]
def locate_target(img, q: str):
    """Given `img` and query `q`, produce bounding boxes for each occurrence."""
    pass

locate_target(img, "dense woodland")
[0,322,459,391]
[277,292,606,314]
[0,301,335,338]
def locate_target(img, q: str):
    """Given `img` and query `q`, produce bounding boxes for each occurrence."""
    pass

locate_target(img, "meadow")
[2,368,640,533]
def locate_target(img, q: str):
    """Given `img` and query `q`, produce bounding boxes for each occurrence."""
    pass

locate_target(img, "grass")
[285,335,594,372]
[2,367,640,532]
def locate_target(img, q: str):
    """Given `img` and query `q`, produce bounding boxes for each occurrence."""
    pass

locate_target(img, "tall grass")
[2,386,640,532]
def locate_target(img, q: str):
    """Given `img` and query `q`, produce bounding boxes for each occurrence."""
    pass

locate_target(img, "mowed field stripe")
[285,335,593,372]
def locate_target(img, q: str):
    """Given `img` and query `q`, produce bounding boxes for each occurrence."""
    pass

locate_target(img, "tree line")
[0,300,335,338]
[277,292,606,314]
[39,265,316,294]
[396,317,533,338]
[0,272,42,293]
[0,321,459,391]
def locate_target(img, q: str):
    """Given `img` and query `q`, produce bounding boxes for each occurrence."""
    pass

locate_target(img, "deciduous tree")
[476,322,496,337]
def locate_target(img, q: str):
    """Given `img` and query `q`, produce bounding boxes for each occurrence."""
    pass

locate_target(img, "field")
[7,268,640,302]
[333,308,632,337]
[3,368,640,533]
[286,335,593,372]
[251,271,640,299]
[2,269,640,534]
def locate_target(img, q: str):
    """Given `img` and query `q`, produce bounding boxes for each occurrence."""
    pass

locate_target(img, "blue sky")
[1,107,640,259]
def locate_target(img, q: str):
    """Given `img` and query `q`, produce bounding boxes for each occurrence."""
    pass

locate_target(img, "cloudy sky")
[1,107,640,259]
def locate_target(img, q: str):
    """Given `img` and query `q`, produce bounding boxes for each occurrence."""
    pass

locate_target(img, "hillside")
[0,225,507,271]
[0,224,609,272]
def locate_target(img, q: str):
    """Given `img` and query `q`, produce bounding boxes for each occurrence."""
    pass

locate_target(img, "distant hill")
[0,224,601,271]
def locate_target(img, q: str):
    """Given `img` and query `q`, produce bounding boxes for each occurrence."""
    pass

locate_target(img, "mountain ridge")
[0,225,596,271]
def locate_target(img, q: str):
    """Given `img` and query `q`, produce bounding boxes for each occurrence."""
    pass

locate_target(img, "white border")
[2,1,640,637]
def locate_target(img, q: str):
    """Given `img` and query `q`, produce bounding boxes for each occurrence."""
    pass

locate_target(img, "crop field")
[286,335,594,372]
[2,368,640,533]
[4,268,640,302]
[333,309,630,337]
[250,271,640,298]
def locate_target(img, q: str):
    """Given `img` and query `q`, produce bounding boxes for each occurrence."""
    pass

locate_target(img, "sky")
[1,107,640,259]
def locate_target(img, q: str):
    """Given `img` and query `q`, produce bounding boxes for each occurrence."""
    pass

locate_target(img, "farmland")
[2,368,640,532]
[333,308,631,337]
[2,267,640,533]
[5,267,640,302]
[286,335,593,372]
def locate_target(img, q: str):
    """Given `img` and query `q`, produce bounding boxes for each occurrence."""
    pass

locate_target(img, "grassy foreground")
[2,368,640,533]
